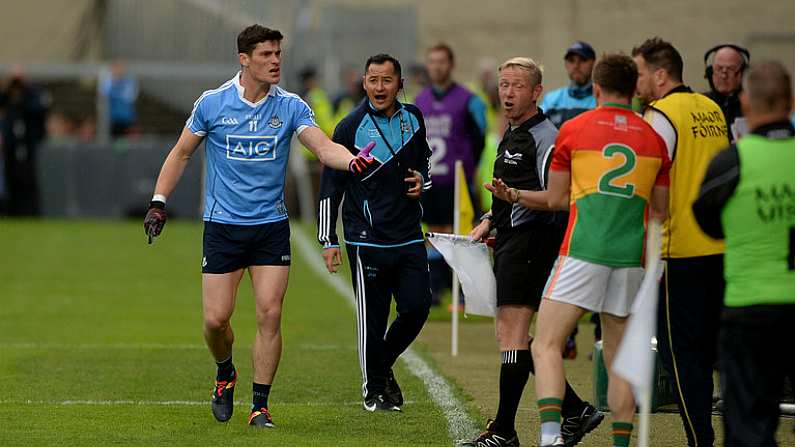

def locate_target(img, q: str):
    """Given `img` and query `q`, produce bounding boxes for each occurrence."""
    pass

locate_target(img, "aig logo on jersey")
[226,134,278,161]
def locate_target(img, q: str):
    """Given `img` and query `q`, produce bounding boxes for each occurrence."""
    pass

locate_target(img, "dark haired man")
[415,43,487,304]
[489,53,670,447]
[143,24,373,428]
[540,41,600,358]
[632,37,729,446]
[317,54,433,412]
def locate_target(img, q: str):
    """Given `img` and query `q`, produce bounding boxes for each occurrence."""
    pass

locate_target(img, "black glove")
[143,200,167,244]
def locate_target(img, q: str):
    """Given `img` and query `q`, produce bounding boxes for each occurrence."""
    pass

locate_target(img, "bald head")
[742,61,792,117]
[714,47,744,66]
[711,47,745,95]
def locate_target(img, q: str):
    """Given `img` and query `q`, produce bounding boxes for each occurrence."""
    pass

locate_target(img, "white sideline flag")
[613,219,663,447]
[427,233,497,317]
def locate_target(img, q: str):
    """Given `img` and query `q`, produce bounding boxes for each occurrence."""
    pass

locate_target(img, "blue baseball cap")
[564,41,596,60]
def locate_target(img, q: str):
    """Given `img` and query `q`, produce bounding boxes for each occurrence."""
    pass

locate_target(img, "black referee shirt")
[491,110,560,230]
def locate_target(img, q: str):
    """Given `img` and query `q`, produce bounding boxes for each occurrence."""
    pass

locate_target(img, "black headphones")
[704,44,750,86]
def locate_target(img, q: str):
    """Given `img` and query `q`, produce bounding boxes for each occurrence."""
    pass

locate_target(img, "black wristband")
[149,200,165,210]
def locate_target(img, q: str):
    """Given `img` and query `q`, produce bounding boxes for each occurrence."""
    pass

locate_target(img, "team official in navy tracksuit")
[317,54,433,412]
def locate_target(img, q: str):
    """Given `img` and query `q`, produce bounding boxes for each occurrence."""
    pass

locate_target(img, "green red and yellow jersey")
[551,104,671,267]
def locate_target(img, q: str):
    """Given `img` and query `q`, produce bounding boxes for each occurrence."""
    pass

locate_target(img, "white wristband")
[152,194,167,205]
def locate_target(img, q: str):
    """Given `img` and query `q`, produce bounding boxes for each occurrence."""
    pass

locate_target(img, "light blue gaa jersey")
[187,72,316,225]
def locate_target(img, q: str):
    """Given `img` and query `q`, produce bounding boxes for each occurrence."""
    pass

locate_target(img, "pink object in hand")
[358,141,376,160]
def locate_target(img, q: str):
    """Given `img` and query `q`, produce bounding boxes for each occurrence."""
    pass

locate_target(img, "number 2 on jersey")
[427,137,449,176]
[598,144,637,198]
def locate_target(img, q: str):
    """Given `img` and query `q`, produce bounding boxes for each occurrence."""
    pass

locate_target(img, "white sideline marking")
[291,228,478,441]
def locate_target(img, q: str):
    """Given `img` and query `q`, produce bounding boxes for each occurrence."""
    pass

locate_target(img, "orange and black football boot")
[211,370,236,422]
[248,407,275,428]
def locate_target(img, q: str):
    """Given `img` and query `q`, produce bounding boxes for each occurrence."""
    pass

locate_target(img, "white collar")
[233,71,276,107]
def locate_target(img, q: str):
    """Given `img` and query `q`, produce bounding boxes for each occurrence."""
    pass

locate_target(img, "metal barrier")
[37,140,203,219]
[36,139,320,224]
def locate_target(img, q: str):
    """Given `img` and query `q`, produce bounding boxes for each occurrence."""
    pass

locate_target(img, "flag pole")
[637,220,661,447]
[638,388,652,447]
[451,161,464,356]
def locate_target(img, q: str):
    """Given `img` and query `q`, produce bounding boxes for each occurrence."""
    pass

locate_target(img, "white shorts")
[542,256,643,317]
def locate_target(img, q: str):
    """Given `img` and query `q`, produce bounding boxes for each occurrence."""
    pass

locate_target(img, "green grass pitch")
[0,219,464,446]
[2,219,793,446]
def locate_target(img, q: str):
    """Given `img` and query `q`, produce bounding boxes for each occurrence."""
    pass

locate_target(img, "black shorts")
[493,224,564,309]
[420,184,454,226]
[202,219,291,274]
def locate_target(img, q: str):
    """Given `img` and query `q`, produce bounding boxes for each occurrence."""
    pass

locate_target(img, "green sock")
[612,421,633,447]
[537,397,562,423]
[538,397,563,445]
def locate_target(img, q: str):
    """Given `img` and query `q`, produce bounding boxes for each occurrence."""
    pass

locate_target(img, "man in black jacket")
[704,44,750,142]
[316,54,432,412]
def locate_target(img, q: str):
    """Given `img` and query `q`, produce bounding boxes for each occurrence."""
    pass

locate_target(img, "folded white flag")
[427,233,497,317]
[613,220,663,397]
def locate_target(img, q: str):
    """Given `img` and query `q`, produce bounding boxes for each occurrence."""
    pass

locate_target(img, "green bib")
[721,134,795,307]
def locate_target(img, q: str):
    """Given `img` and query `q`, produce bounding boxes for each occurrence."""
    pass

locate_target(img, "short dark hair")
[427,43,454,64]
[631,37,683,82]
[237,25,283,55]
[592,53,638,99]
[365,53,402,78]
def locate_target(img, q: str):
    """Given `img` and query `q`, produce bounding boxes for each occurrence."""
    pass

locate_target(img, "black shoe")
[385,369,404,407]
[210,370,236,422]
[561,403,604,446]
[248,407,275,427]
[458,420,519,447]
[363,393,401,412]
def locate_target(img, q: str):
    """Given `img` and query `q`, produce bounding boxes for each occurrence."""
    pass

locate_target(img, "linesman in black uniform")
[462,57,602,447]
[316,54,433,412]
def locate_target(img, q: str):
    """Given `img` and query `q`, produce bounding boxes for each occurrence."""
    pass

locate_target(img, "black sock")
[252,382,271,410]
[493,349,532,433]
[526,338,585,418]
[215,356,235,382]
[562,381,586,418]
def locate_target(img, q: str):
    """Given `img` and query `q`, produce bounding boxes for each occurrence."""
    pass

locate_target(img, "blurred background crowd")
[1,0,793,219]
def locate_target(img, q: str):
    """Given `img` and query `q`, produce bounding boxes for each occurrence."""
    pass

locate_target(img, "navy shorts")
[202,219,291,274]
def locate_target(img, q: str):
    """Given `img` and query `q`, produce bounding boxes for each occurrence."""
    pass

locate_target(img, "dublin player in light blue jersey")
[142,25,374,428]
